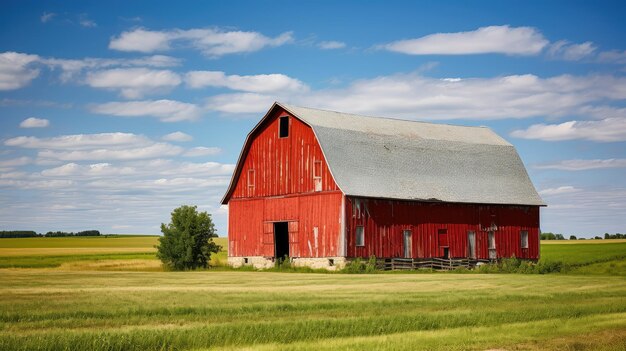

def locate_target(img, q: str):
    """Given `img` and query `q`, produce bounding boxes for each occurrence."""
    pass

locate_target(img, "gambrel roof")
[222,102,545,206]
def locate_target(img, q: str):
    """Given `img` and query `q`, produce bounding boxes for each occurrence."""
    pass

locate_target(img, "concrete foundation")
[228,256,347,271]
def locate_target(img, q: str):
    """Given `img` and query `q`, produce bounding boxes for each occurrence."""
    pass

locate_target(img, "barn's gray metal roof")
[278,102,545,206]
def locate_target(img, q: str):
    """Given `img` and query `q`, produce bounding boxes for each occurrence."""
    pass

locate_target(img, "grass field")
[0,237,625,350]
[0,236,228,268]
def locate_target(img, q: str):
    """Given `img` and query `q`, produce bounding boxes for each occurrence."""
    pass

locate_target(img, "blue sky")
[1,1,625,237]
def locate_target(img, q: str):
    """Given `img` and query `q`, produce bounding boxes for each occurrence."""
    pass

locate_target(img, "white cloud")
[0,52,41,90]
[40,12,56,23]
[78,14,97,28]
[510,118,626,142]
[90,100,201,122]
[0,157,32,167]
[535,158,626,171]
[547,40,596,61]
[206,93,276,114]
[19,117,50,128]
[85,68,181,98]
[207,73,626,121]
[42,55,181,82]
[318,41,346,50]
[185,70,307,93]
[184,147,221,157]
[162,131,193,142]
[597,50,626,64]
[381,25,548,55]
[5,132,151,149]
[538,186,581,196]
[38,143,183,161]
[540,187,626,236]
[109,27,293,57]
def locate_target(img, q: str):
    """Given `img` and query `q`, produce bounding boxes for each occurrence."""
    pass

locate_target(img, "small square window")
[521,230,529,249]
[279,116,289,138]
[355,226,365,247]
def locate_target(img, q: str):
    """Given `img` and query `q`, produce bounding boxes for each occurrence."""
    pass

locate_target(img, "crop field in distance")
[0,236,624,350]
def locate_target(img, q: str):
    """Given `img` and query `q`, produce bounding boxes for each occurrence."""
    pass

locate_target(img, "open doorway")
[274,222,289,262]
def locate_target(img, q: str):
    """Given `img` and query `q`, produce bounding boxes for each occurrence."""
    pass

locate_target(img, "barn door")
[288,221,299,257]
[262,222,274,257]
[488,231,496,259]
[467,231,476,259]
[403,230,413,258]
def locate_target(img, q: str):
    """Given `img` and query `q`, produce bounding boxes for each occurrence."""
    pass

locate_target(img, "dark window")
[521,230,529,249]
[356,226,365,247]
[279,116,289,138]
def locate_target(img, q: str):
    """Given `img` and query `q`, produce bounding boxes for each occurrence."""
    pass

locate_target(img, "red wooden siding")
[231,107,339,199]
[228,192,344,257]
[345,197,540,260]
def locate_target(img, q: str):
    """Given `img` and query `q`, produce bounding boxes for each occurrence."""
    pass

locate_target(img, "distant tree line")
[44,230,101,237]
[0,231,38,238]
[0,230,101,238]
[541,232,624,240]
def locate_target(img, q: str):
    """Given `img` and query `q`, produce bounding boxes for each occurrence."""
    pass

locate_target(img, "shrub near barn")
[156,205,221,270]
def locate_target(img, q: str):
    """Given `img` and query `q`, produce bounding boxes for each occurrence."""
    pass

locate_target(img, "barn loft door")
[288,221,299,257]
[262,222,274,257]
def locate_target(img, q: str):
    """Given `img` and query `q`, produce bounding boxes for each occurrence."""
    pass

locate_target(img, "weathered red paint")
[229,107,338,200]
[225,104,541,261]
[345,197,540,260]
[226,106,342,258]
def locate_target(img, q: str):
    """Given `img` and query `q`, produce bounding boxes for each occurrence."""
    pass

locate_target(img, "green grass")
[0,236,228,269]
[540,240,626,265]
[0,271,624,350]
[0,237,625,350]
[0,235,160,248]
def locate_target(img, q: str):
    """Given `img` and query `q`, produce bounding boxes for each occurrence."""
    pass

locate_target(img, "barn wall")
[346,197,540,260]
[228,191,344,258]
[230,107,339,199]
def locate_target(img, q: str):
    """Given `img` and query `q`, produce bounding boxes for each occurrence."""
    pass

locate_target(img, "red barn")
[222,102,545,270]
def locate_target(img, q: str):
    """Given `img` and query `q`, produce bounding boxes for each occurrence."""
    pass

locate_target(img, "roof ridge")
[278,101,490,130]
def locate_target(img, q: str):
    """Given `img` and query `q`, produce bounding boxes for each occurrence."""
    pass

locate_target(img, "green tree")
[569,235,577,240]
[156,205,221,270]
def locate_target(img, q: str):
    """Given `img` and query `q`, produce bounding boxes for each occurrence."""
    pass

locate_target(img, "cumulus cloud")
[535,158,626,171]
[206,73,626,121]
[185,70,307,93]
[510,118,626,142]
[0,52,41,90]
[162,131,193,142]
[90,100,201,122]
[318,41,346,50]
[19,117,50,128]
[184,147,221,157]
[538,186,581,196]
[381,25,548,55]
[85,68,181,98]
[109,27,293,57]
